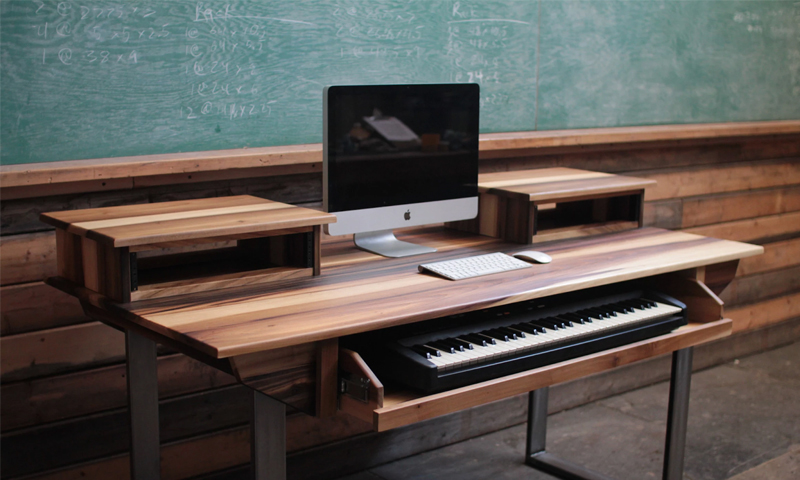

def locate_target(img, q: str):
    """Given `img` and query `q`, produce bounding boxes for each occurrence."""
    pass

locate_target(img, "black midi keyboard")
[351,288,687,394]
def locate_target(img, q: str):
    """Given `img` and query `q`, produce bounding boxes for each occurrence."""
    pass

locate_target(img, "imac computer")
[323,83,479,257]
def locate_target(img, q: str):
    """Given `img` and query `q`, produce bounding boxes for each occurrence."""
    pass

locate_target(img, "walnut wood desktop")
[48,226,762,480]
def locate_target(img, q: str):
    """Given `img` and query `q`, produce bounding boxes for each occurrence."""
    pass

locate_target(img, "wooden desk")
[49,226,762,480]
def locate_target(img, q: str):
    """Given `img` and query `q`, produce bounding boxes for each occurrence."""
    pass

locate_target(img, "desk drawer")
[339,275,732,432]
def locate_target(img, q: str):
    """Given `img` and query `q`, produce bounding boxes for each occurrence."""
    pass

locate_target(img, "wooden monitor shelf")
[40,195,336,302]
[448,167,656,244]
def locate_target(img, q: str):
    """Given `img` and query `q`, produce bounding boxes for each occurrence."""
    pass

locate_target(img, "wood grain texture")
[727,292,800,333]
[0,322,124,382]
[0,231,57,286]
[374,320,731,432]
[0,282,87,335]
[338,349,385,426]
[1,353,236,431]
[639,160,800,202]
[4,121,798,189]
[52,227,761,359]
[41,195,335,247]
[684,211,800,243]
[681,186,800,228]
[736,237,800,277]
[477,167,655,202]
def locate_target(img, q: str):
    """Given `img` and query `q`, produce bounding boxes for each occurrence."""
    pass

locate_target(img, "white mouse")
[513,250,552,264]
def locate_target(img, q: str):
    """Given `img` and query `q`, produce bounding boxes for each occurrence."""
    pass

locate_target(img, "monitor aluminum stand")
[354,230,436,258]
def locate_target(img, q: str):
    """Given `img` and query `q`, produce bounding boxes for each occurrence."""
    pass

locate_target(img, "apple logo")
[404,210,411,221]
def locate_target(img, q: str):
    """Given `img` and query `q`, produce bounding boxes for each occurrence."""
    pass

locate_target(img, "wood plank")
[0,322,124,383]
[727,291,800,333]
[0,353,237,431]
[737,237,800,277]
[492,136,800,176]
[637,160,800,202]
[0,282,87,335]
[719,265,800,307]
[684,211,800,243]
[4,121,798,189]
[374,320,731,431]
[681,186,800,228]
[15,409,370,480]
[0,231,56,286]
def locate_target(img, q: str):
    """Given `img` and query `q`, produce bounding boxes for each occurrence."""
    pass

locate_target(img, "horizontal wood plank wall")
[1,125,799,479]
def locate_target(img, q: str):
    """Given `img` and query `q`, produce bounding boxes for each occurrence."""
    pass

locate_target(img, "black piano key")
[530,318,561,330]
[410,345,432,359]
[428,341,456,354]
[498,326,523,339]
[510,323,540,334]
[605,302,634,314]
[482,329,511,342]
[439,338,466,351]
[560,312,590,324]
[450,338,475,349]
[415,344,442,357]
[584,307,611,319]
[551,315,576,327]
[463,333,493,346]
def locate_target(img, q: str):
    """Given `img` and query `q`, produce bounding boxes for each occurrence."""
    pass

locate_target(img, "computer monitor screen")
[323,84,479,257]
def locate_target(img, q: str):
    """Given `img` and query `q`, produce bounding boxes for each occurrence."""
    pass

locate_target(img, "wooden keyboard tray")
[338,274,729,432]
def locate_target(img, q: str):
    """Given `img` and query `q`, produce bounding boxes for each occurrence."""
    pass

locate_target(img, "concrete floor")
[333,341,800,480]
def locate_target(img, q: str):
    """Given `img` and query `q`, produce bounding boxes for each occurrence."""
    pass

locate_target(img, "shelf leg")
[126,330,160,480]
[663,347,694,480]
[252,390,286,480]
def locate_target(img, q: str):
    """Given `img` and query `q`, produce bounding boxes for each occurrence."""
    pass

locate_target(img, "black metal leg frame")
[125,330,286,480]
[126,328,692,480]
[525,347,695,480]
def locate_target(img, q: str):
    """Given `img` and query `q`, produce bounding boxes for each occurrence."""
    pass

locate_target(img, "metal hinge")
[339,371,371,404]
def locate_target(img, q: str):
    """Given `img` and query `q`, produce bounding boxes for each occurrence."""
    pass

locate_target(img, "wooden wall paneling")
[684,211,800,243]
[637,160,800,202]
[486,136,800,176]
[13,406,371,480]
[718,265,800,307]
[0,353,237,431]
[736,237,800,276]
[680,186,800,228]
[727,292,800,333]
[0,322,125,383]
[0,282,87,336]
[1,385,250,478]
[0,231,57,286]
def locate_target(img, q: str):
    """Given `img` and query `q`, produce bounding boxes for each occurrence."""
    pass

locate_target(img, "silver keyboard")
[419,252,532,280]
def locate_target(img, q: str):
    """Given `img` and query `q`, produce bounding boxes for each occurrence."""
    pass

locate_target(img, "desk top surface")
[71,227,762,359]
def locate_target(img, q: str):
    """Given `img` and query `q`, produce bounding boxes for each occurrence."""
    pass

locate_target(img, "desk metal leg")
[525,348,694,480]
[525,387,614,480]
[663,347,694,480]
[126,330,160,480]
[252,390,286,480]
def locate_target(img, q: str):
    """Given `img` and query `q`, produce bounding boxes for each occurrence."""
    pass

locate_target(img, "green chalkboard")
[1,1,798,165]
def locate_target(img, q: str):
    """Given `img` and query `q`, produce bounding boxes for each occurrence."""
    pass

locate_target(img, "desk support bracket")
[524,347,694,480]
[252,390,286,480]
[126,330,160,480]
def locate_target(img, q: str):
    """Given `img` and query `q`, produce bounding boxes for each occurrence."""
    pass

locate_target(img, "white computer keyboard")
[418,252,532,280]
